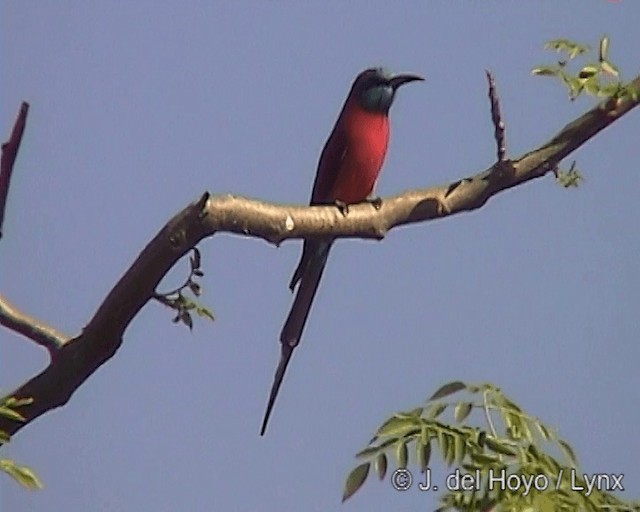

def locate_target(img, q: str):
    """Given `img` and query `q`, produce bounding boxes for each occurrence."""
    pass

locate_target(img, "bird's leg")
[334,200,349,217]
[364,195,383,210]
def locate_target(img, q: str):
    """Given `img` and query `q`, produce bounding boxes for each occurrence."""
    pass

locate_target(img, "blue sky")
[2,1,639,510]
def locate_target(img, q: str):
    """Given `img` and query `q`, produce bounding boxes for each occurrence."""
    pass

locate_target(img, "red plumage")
[312,99,390,204]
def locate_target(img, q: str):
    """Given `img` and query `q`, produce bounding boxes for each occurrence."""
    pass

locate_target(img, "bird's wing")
[309,123,348,205]
[287,121,346,291]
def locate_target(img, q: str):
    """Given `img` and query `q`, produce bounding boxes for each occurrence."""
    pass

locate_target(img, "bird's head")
[351,67,424,114]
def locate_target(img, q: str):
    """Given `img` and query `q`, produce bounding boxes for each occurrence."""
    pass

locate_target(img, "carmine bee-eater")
[260,67,423,435]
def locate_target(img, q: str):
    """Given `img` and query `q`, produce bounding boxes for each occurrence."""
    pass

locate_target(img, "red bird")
[260,67,423,435]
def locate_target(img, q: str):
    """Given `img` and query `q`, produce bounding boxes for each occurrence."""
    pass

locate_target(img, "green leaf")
[436,430,451,465]
[499,396,522,413]
[0,407,25,422]
[623,84,639,102]
[599,35,609,62]
[578,65,599,79]
[0,459,43,490]
[544,39,589,59]
[446,434,457,466]
[425,402,447,419]
[374,453,387,480]
[453,434,466,464]
[15,466,43,490]
[2,397,32,409]
[188,282,201,297]
[420,426,429,446]
[462,463,483,477]
[583,77,600,96]
[182,297,196,311]
[484,436,518,457]
[342,463,369,502]
[507,424,521,440]
[376,416,419,438]
[531,66,559,77]
[569,44,587,60]
[180,312,193,330]
[521,419,534,443]
[527,443,541,461]
[536,422,552,441]
[454,402,473,423]
[396,440,408,469]
[541,453,561,475]
[196,306,215,322]
[555,162,583,189]
[566,76,584,100]
[470,452,501,466]
[558,440,577,466]
[429,381,466,401]
[598,83,622,98]
[406,407,424,418]
[419,441,431,472]
[544,39,570,52]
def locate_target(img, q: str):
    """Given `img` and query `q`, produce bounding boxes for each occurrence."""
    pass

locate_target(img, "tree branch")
[0,76,638,441]
[0,295,68,356]
[0,102,29,239]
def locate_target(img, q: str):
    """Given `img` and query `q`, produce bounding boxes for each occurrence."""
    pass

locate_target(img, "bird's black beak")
[389,73,424,90]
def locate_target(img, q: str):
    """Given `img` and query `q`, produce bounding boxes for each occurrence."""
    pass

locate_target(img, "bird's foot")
[365,196,383,210]
[335,200,349,217]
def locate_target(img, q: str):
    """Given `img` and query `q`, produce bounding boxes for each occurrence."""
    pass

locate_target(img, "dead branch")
[0,102,29,239]
[486,71,507,163]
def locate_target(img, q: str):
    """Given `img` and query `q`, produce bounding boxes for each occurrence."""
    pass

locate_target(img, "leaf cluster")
[343,381,639,511]
[0,397,43,490]
[532,36,637,102]
[153,247,215,330]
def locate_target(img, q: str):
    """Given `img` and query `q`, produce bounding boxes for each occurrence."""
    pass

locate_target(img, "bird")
[260,67,423,435]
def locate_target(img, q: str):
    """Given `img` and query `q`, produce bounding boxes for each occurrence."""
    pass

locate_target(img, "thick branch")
[0,76,638,440]
[0,102,29,239]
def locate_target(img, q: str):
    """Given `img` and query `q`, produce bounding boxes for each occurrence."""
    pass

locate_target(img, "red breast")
[328,101,390,204]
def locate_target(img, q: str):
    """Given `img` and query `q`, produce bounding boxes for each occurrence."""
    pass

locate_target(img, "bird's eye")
[369,75,386,88]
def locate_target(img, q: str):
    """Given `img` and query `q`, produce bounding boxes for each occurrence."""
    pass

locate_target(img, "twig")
[0,294,69,357]
[486,71,506,163]
[0,102,30,239]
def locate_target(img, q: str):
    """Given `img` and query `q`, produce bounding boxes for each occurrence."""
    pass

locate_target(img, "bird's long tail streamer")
[260,242,332,435]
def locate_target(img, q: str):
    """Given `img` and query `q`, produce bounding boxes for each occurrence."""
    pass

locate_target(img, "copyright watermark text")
[390,468,624,497]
